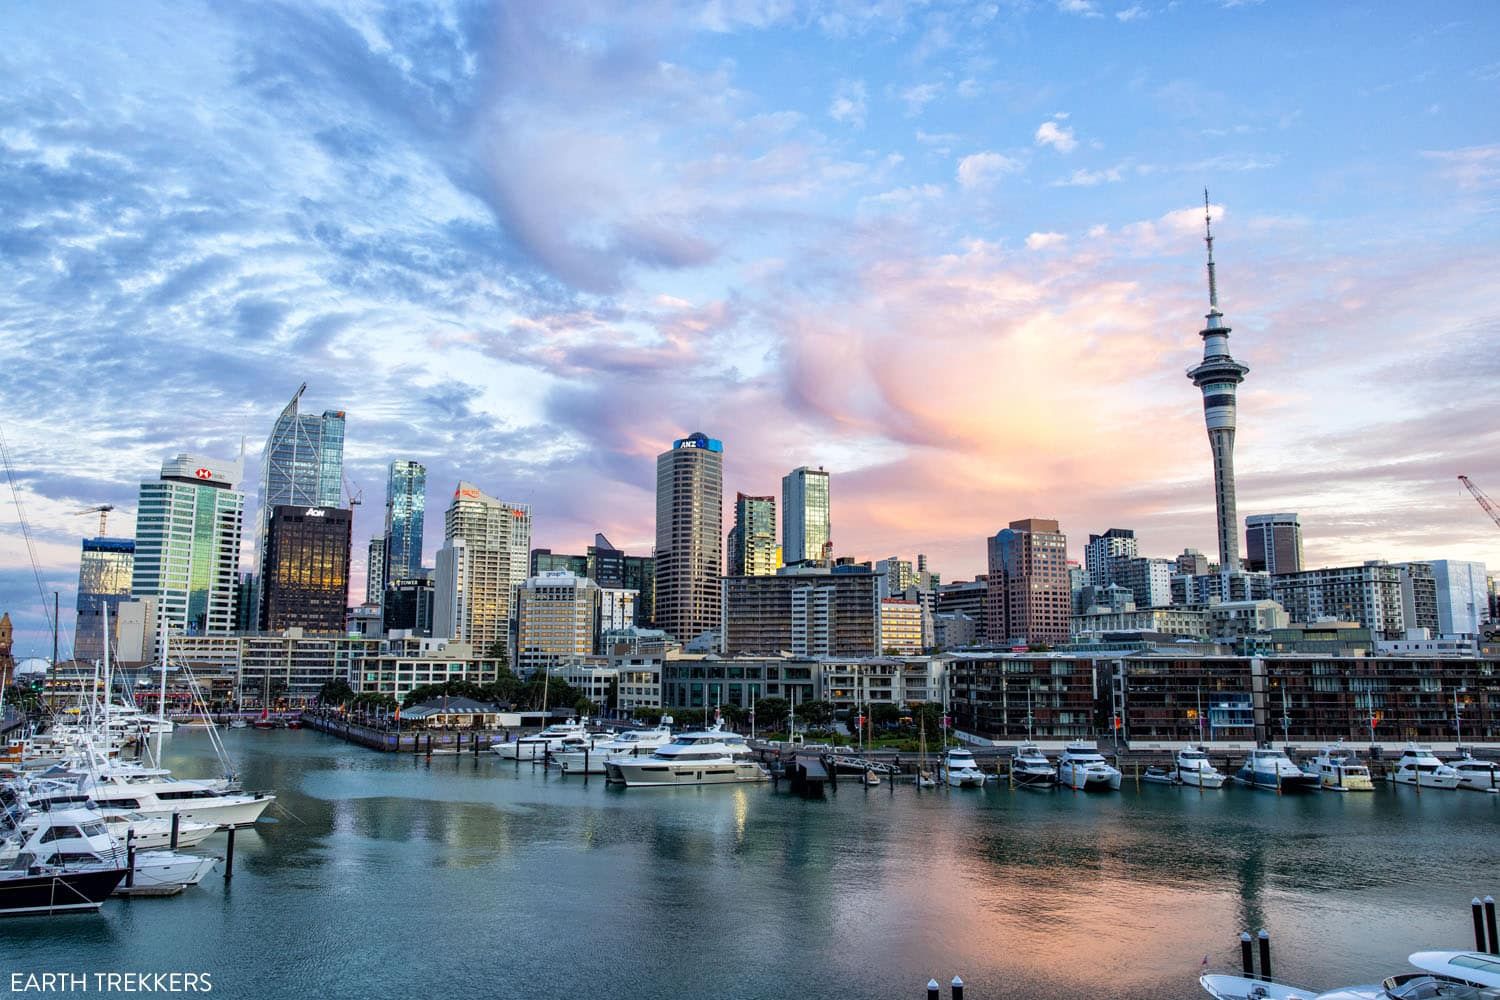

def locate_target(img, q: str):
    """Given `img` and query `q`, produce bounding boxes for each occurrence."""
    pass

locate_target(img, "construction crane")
[73,504,116,536]
[1458,475,1500,530]
[343,474,363,509]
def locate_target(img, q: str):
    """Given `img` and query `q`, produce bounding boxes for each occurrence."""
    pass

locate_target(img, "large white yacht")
[1201,949,1500,999]
[943,748,988,787]
[80,772,274,828]
[610,730,770,787]
[1176,746,1227,788]
[1450,752,1500,793]
[1056,741,1122,791]
[1310,742,1374,792]
[1234,747,1320,792]
[0,806,218,890]
[1011,743,1056,787]
[1390,743,1460,789]
[490,721,589,761]
[555,724,674,775]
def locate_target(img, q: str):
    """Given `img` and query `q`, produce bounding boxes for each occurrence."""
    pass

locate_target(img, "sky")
[2,0,1499,657]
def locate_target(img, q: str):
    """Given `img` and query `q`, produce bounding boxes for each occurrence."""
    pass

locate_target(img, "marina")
[6,728,1499,999]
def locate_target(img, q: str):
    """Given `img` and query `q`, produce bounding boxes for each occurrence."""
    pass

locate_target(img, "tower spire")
[1204,188,1219,313]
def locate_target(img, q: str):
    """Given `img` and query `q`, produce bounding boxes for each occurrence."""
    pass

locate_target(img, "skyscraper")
[1186,193,1250,573]
[985,518,1070,646]
[729,493,777,577]
[384,460,426,583]
[131,453,246,638]
[1085,528,1137,589]
[260,505,352,633]
[781,466,831,565]
[1429,560,1490,635]
[654,432,723,643]
[433,482,531,655]
[1245,513,1303,574]
[254,384,346,623]
[74,537,134,663]
[366,535,385,606]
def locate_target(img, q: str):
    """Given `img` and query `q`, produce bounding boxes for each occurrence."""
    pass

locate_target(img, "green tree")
[753,697,790,727]
[317,679,355,706]
[795,699,834,727]
[871,703,903,728]
[484,640,510,671]
[719,703,749,731]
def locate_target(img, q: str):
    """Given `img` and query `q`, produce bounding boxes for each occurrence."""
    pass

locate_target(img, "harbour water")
[7,730,1498,999]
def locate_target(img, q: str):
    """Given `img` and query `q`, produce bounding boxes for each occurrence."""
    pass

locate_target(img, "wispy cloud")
[957,151,1024,189]
[830,78,868,128]
[1035,118,1078,153]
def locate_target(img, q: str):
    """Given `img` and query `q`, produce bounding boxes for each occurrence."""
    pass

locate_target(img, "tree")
[795,699,834,727]
[484,640,510,671]
[317,680,355,706]
[871,703,903,728]
[719,703,749,731]
[753,697,790,729]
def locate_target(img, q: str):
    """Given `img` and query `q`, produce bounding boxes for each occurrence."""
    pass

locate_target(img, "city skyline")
[3,2,1500,653]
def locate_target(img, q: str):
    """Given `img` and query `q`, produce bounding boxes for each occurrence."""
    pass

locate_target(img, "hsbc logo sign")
[194,468,213,480]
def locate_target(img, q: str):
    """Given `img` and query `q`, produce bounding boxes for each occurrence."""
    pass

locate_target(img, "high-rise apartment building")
[728,493,777,577]
[781,465,831,565]
[131,453,246,638]
[1270,563,1405,638]
[1429,560,1490,635]
[433,483,531,656]
[384,460,426,583]
[74,537,135,663]
[880,598,924,654]
[654,433,723,643]
[1186,197,1250,572]
[366,536,385,606]
[1176,548,1210,577]
[720,567,879,658]
[985,518,1070,646]
[1113,557,1174,609]
[1245,513,1303,575]
[260,505,352,633]
[528,534,655,627]
[254,385,345,623]
[1084,528,1137,590]
[1396,562,1440,634]
[514,570,599,674]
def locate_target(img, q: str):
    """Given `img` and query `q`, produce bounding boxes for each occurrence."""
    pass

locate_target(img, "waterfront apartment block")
[1270,562,1405,638]
[347,638,502,702]
[949,650,1500,746]
[434,482,531,655]
[821,656,946,713]
[661,654,820,711]
[720,566,880,658]
[985,518,1070,646]
[655,433,724,643]
[879,598,924,654]
[1245,513,1303,574]
[167,631,383,705]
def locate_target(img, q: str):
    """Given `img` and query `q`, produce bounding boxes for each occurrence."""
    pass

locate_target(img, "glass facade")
[131,459,245,638]
[781,466,830,565]
[730,493,777,576]
[261,505,352,633]
[384,459,426,583]
[74,538,134,662]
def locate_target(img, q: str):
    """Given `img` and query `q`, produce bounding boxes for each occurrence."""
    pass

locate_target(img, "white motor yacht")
[15,784,218,848]
[1310,742,1374,792]
[1450,752,1500,793]
[0,807,218,890]
[1390,743,1460,790]
[1011,743,1056,787]
[1057,741,1122,791]
[610,730,770,787]
[943,748,988,788]
[1234,747,1320,792]
[1201,949,1500,1000]
[81,773,274,828]
[1177,746,1227,788]
[490,722,589,761]
[555,725,674,775]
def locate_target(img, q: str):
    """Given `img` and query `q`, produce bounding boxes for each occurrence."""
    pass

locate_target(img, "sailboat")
[916,717,937,788]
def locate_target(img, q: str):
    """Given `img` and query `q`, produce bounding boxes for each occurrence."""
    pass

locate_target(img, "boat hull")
[120,852,220,890]
[1012,768,1056,788]
[613,761,769,787]
[1179,769,1227,788]
[1199,973,1318,1000]
[1392,771,1460,789]
[131,795,274,828]
[0,868,127,918]
[1059,765,1122,791]
[1319,770,1374,792]
[1235,769,1320,792]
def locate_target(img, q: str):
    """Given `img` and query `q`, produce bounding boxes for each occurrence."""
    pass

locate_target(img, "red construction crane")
[1458,475,1500,530]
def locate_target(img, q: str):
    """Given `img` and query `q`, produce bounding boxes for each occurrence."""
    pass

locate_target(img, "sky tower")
[1187,191,1250,572]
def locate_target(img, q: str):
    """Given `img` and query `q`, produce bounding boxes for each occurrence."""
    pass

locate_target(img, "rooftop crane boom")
[73,504,116,535]
[1458,475,1500,530]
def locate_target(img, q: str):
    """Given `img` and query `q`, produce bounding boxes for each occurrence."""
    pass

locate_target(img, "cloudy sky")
[3,0,1498,656]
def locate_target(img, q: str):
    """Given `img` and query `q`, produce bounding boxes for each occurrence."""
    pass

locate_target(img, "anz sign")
[673,433,723,453]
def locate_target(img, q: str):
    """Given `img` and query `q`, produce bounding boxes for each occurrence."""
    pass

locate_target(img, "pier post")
[125,831,136,888]
[224,827,235,882]
[170,811,180,850]
[1240,932,1254,976]
[1485,896,1499,955]
[1257,929,1271,980]
[1474,898,1487,952]
[926,979,939,1000]
[950,975,964,1000]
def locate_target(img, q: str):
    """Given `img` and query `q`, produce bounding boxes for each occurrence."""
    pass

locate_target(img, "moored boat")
[1450,752,1500,793]
[1056,741,1122,791]
[1011,743,1056,788]
[1310,742,1373,792]
[1390,743,1460,790]
[1234,747,1319,792]
[1177,746,1227,788]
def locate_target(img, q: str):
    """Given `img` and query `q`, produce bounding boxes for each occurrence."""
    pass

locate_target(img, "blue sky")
[2,0,1498,655]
